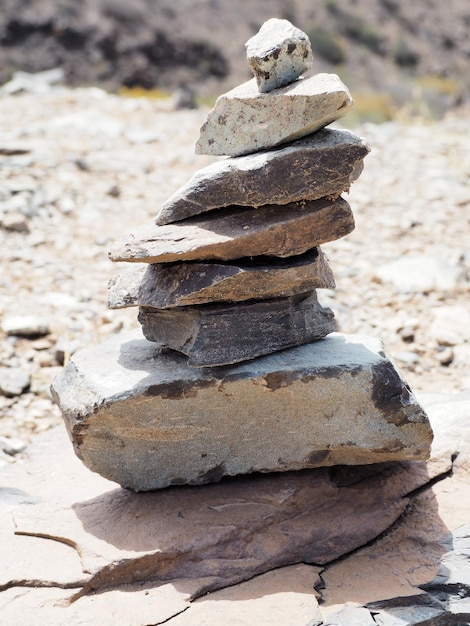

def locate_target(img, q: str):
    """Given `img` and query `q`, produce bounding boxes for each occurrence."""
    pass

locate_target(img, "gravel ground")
[0,86,469,460]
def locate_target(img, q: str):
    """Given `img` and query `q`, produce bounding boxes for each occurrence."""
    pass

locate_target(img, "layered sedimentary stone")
[110,197,354,264]
[108,248,335,309]
[138,291,335,366]
[157,129,369,224]
[51,329,433,491]
[196,73,353,157]
[245,18,313,93]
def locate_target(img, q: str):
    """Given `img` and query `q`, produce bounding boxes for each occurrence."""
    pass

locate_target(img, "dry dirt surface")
[0,86,469,457]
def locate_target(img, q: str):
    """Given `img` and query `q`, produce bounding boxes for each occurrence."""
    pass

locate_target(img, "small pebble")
[395,351,420,366]
[0,435,27,455]
[0,368,30,397]
[2,315,51,338]
[436,347,454,366]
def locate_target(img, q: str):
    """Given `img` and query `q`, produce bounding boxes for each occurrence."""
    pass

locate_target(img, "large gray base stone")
[51,330,433,491]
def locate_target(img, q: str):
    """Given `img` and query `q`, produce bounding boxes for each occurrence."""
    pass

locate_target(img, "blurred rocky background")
[0,0,469,119]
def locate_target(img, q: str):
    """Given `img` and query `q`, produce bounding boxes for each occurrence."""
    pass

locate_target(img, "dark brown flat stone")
[156,128,369,224]
[109,197,354,264]
[138,291,336,366]
[107,248,335,309]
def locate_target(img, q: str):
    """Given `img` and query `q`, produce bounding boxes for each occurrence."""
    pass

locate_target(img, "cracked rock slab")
[110,197,355,264]
[51,329,432,491]
[1,394,468,625]
[9,428,436,600]
[108,247,335,309]
[195,73,353,157]
[245,18,313,93]
[156,128,369,224]
[137,291,336,366]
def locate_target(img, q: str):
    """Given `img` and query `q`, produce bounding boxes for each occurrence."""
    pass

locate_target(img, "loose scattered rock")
[1,315,50,338]
[374,254,465,293]
[0,368,30,397]
[428,305,470,346]
[245,18,313,93]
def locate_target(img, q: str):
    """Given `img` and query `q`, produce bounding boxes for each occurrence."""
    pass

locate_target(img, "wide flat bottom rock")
[51,329,432,491]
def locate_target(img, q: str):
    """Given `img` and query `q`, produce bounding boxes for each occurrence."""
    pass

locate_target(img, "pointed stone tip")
[245,18,314,93]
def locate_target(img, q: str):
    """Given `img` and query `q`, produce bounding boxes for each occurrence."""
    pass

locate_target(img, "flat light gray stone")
[138,291,336,366]
[0,368,30,397]
[374,254,465,293]
[110,197,354,264]
[196,72,353,157]
[157,128,369,224]
[1,314,50,337]
[51,329,433,491]
[245,18,313,93]
[108,247,335,309]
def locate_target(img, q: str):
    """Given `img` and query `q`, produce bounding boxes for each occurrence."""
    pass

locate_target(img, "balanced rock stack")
[52,19,433,492]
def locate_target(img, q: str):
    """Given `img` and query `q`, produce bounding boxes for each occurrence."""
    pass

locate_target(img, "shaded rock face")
[50,329,432,491]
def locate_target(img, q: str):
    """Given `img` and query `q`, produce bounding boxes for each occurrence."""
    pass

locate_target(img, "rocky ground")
[0,85,469,465]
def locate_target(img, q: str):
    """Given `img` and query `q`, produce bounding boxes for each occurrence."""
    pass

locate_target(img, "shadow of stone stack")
[52,19,433,492]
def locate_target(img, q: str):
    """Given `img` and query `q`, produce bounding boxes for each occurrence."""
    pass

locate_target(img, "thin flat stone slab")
[110,197,354,264]
[245,18,313,93]
[195,73,353,157]
[108,247,335,309]
[50,329,433,491]
[138,291,336,366]
[156,128,369,224]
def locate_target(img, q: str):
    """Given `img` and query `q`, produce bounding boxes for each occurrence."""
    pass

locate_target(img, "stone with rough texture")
[138,291,336,366]
[196,73,353,157]
[51,329,432,491]
[156,128,369,224]
[108,248,335,309]
[110,197,354,264]
[245,18,313,93]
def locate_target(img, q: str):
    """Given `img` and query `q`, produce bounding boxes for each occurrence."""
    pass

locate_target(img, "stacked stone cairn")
[52,19,433,491]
